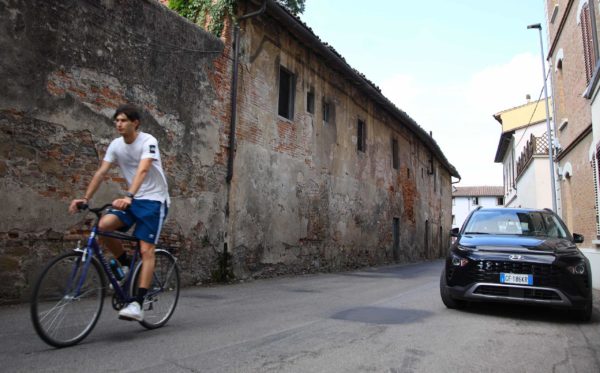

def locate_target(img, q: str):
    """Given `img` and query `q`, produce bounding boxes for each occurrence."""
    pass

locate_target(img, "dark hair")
[113,104,141,122]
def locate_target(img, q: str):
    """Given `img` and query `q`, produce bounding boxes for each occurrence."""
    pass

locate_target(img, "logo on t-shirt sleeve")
[149,144,156,154]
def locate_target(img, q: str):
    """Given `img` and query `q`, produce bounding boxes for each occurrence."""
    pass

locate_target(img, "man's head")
[113,104,140,130]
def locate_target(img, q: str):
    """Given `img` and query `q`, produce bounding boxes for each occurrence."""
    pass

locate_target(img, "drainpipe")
[222,0,267,273]
[226,0,267,184]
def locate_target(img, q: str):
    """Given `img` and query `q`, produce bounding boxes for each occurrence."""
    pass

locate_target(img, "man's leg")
[118,241,154,321]
[98,214,126,259]
[138,240,156,290]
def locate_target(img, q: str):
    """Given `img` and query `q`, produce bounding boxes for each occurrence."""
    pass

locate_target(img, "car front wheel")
[440,268,466,309]
[572,298,592,322]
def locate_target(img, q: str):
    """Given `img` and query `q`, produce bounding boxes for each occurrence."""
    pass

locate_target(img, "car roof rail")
[543,208,553,212]
[476,206,483,210]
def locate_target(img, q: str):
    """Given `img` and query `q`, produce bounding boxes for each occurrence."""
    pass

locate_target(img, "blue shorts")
[107,199,168,244]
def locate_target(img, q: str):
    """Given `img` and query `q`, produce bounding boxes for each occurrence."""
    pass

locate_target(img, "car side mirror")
[573,233,584,243]
[450,227,460,237]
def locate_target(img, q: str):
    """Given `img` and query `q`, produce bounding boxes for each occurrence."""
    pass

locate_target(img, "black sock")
[136,288,148,305]
[117,253,130,267]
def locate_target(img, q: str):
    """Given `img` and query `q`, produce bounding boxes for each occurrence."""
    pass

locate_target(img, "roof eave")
[257,0,460,178]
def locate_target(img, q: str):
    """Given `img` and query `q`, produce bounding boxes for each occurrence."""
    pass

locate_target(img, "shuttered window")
[581,3,596,84]
[595,143,600,236]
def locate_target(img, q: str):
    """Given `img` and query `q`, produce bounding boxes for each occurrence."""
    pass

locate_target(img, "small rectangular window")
[357,119,366,152]
[307,90,315,114]
[323,101,330,123]
[391,138,399,169]
[278,66,295,120]
[497,197,504,205]
[473,197,479,205]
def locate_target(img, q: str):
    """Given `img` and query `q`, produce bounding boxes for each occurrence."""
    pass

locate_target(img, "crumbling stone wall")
[0,0,454,303]
[0,0,225,301]
[226,9,453,279]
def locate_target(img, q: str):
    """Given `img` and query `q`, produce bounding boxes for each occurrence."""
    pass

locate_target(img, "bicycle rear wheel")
[131,249,180,329]
[30,251,105,347]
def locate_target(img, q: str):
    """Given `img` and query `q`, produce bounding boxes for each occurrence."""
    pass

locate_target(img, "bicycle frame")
[70,206,141,303]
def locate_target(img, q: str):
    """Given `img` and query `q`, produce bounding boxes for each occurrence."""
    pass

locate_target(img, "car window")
[464,210,570,238]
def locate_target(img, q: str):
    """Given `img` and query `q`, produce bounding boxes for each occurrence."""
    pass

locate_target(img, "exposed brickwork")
[547,0,598,247]
[0,0,456,303]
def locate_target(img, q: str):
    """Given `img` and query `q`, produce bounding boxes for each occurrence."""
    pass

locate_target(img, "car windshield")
[463,210,569,238]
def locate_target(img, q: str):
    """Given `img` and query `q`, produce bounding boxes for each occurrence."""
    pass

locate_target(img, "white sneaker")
[118,302,144,321]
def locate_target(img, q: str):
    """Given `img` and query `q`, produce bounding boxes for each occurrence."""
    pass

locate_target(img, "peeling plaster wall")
[0,0,225,301]
[0,0,454,302]
[227,13,453,278]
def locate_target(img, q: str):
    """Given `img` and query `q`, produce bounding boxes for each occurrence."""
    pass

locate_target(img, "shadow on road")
[454,302,599,325]
[331,307,433,325]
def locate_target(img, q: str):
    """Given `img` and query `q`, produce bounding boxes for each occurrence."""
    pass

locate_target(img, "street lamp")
[527,23,558,212]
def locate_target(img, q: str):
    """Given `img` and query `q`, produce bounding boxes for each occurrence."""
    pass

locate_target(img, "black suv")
[440,207,593,321]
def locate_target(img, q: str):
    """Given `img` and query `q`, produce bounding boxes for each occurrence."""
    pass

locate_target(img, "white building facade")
[452,186,504,229]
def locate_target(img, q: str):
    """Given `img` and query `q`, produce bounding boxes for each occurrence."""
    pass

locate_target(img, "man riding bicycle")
[69,104,170,321]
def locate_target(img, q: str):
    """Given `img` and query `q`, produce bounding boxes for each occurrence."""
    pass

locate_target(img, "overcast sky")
[301,0,548,186]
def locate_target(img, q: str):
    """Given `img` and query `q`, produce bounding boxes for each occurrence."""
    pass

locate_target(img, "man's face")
[114,113,138,136]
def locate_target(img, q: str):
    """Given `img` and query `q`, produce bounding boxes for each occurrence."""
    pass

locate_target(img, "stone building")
[0,0,458,302]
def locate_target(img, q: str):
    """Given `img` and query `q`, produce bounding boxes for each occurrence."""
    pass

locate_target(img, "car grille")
[474,285,561,301]
[468,260,560,287]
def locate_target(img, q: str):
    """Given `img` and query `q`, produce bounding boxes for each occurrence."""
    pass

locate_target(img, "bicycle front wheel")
[131,249,180,329]
[30,251,105,347]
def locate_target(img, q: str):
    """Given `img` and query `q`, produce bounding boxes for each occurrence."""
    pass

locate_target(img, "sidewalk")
[594,289,600,314]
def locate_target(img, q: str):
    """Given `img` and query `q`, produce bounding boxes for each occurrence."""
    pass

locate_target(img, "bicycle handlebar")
[77,202,114,217]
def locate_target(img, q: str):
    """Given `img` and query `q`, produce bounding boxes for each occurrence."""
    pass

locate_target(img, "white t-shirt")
[104,132,170,206]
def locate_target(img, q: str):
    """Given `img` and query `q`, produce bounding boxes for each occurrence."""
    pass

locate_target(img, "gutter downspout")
[226,0,267,184]
[223,0,267,276]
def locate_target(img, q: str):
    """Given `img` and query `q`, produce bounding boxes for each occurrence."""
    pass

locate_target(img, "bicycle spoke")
[31,252,105,347]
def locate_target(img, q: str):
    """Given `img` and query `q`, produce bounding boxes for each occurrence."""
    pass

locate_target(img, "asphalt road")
[1,260,600,372]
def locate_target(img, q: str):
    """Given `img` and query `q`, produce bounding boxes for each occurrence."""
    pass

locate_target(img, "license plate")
[500,273,533,285]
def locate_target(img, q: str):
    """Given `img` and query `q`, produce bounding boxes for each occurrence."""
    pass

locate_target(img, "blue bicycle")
[30,203,180,348]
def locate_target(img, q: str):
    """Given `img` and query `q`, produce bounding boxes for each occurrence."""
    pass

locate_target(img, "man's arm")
[112,158,153,210]
[68,161,113,213]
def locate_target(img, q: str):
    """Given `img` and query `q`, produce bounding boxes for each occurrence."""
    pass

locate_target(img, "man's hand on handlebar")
[68,199,88,214]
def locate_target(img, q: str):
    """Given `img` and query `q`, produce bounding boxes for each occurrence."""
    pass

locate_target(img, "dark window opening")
[358,119,366,152]
[278,67,295,119]
[497,197,504,205]
[392,138,399,169]
[473,197,479,205]
[323,101,332,124]
[393,218,400,262]
[307,90,315,114]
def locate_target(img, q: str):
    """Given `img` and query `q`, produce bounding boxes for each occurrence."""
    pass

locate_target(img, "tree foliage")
[277,0,305,16]
[168,0,306,36]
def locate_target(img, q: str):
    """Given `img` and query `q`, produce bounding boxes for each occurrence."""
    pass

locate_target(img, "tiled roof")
[452,186,504,197]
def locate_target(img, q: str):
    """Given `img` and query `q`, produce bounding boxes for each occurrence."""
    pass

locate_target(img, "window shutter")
[581,3,596,84]
[595,143,600,236]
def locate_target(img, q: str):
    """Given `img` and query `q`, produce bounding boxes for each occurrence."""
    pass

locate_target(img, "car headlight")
[567,263,586,275]
[456,244,473,252]
[451,254,469,267]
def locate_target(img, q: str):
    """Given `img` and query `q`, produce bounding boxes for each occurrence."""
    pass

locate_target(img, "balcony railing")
[516,134,549,178]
